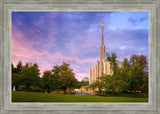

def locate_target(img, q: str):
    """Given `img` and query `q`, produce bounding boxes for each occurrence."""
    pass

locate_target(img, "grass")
[12,91,148,102]
[95,92,148,98]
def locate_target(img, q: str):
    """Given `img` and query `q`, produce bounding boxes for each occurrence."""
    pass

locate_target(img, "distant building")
[89,22,122,85]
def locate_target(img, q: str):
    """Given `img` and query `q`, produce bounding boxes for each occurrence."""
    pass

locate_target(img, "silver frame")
[0,0,160,114]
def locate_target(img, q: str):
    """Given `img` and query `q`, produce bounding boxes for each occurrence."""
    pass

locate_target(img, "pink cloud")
[75,72,88,81]
[12,27,96,80]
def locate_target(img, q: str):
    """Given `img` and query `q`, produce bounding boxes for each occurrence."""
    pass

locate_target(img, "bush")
[29,86,44,92]
[70,89,76,95]
[18,85,26,91]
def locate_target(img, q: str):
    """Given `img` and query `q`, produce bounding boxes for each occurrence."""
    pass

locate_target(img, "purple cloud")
[12,12,148,81]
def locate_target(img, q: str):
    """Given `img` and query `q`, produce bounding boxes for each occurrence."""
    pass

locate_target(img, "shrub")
[70,89,76,95]
[18,85,26,91]
[29,86,44,92]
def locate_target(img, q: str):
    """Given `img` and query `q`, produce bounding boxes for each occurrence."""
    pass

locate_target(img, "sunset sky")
[12,12,148,81]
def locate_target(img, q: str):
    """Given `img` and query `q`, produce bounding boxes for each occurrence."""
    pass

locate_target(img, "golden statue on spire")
[102,21,104,27]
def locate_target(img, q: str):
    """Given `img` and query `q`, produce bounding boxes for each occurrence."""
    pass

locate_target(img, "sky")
[12,11,148,81]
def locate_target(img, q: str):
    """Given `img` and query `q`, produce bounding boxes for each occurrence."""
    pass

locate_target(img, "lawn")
[12,91,148,102]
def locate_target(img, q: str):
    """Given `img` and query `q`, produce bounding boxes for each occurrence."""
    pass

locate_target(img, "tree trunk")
[134,89,137,97]
[64,88,66,94]
[121,90,123,96]
[26,85,30,92]
[99,88,101,95]
[113,88,116,96]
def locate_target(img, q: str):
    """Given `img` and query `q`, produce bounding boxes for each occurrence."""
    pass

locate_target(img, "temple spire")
[100,21,105,63]
[101,21,104,45]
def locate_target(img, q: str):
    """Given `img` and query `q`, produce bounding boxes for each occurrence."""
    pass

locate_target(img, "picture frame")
[0,0,160,113]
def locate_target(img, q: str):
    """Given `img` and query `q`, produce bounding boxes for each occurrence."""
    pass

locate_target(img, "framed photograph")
[0,0,160,114]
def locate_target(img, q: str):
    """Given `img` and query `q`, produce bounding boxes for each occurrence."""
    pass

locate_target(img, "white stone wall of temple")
[90,66,93,84]
[89,67,92,83]
[89,65,97,84]
[93,65,97,83]
[94,66,95,82]
[97,60,99,78]
[91,66,94,84]
[99,62,101,78]
[89,67,91,85]
[92,66,94,82]
[97,61,99,78]
[96,65,98,79]
[91,67,93,84]
[94,65,97,81]
[93,66,95,83]
[104,61,107,74]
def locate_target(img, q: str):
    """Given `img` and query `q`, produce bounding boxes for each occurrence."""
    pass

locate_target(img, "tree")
[129,54,148,97]
[99,74,111,93]
[12,63,16,74]
[74,77,89,89]
[42,71,52,93]
[138,74,148,97]
[130,54,148,71]
[16,61,22,73]
[18,63,40,91]
[106,52,118,76]
[12,72,21,91]
[12,63,16,89]
[103,52,149,97]
[12,61,22,90]
[52,62,77,94]
[106,52,120,94]
[51,65,62,90]
[89,80,104,95]
[81,77,89,86]
[82,77,89,82]
[119,58,130,92]
[89,82,97,92]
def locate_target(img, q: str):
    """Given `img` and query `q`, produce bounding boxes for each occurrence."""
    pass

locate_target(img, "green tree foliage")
[50,62,78,93]
[12,63,16,88]
[16,61,22,73]
[12,52,148,97]
[57,62,77,94]
[119,58,130,92]
[12,61,22,90]
[12,61,41,91]
[89,80,104,94]
[100,74,111,92]
[18,63,40,91]
[89,82,97,91]
[12,61,78,93]
[106,52,120,94]
[106,52,118,76]
[74,77,89,89]
[12,63,17,74]
[100,52,148,97]
[42,71,52,93]
[51,65,62,90]
[12,72,21,91]
[82,77,89,82]
[128,54,148,97]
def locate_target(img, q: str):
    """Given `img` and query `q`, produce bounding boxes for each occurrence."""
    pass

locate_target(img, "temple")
[89,22,121,85]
